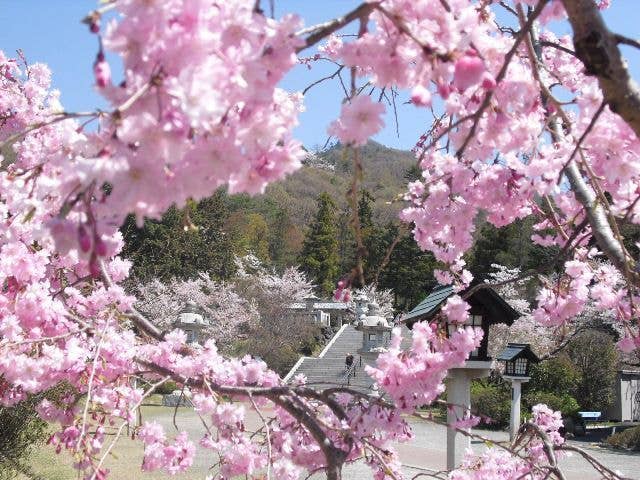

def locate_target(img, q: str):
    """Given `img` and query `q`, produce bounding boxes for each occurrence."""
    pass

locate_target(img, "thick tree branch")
[517,5,635,279]
[99,260,165,340]
[137,359,350,479]
[562,0,640,139]
[296,3,377,53]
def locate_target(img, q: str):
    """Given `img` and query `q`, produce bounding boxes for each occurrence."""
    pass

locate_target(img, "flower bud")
[453,55,485,91]
[95,237,108,257]
[481,72,496,90]
[93,54,111,88]
[78,225,92,253]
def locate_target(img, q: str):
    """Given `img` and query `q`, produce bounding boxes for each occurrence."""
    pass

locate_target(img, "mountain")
[229,141,416,227]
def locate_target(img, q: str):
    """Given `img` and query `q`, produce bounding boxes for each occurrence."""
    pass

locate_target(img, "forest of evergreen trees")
[120,141,640,313]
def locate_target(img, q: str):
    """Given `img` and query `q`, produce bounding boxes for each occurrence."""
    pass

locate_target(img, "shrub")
[0,399,48,480]
[523,391,580,417]
[606,426,640,450]
[153,380,179,395]
[527,356,581,397]
[471,380,511,429]
[0,383,73,480]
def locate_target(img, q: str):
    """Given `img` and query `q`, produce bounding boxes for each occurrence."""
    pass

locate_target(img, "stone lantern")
[353,291,369,321]
[174,302,209,344]
[498,343,539,440]
[355,302,392,351]
[403,284,520,469]
[354,301,393,373]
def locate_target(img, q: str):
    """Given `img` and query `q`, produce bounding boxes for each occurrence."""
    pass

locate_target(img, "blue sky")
[1,1,638,150]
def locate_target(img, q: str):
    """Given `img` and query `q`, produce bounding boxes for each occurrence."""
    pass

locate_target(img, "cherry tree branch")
[614,33,640,51]
[136,359,350,479]
[557,444,633,480]
[517,5,636,281]
[296,2,377,53]
[91,375,172,480]
[302,66,345,95]
[562,0,640,139]
[77,316,111,451]
[99,260,165,340]
[0,111,99,153]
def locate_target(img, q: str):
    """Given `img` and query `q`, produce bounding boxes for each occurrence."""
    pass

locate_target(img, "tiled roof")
[497,343,539,362]
[402,285,454,323]
[402,284,520,327]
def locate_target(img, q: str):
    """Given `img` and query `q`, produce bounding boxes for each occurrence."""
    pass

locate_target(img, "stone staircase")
[285,324,413,394]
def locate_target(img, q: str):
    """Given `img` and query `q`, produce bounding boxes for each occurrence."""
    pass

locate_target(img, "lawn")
[20,402,441,479]
[20,404,217,480]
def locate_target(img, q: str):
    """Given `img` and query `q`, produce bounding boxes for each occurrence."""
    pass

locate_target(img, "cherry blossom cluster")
[133,332,416,479]
[450,403,565,480]
[354,0,640,347]
[93,0,306,221]
[367,322,483,411]
[487,263,625,359]
[139,423,195,474]
[134,273,259,348]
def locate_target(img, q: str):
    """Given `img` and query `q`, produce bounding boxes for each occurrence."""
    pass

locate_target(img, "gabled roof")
[497,343,539,362]
[288,302,350,310]
[402,283,520,327]
[402,285,455,323]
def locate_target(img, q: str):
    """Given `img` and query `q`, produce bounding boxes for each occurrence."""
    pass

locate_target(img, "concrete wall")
[607,371,640,421]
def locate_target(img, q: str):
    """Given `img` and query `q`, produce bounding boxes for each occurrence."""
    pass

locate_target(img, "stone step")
[285,324,413,391]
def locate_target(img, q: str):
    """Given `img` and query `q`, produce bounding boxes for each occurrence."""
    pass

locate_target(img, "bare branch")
[614,32,640,51]
[302,66,345,95]
[539,40,578,58]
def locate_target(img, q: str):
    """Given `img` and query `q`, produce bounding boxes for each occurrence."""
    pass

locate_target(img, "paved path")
[145,405,639,479]
[404,419,635,479]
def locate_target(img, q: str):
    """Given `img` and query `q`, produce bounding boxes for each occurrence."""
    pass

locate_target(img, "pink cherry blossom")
[93,55,111,88]
[442,295,470,324]
[328,95,385,147]
[411,85,432,106]
[453,54,485,91]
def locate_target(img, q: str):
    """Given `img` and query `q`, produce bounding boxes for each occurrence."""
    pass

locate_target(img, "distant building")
[288,295,351,328]
[173,302,209,344]
[606,369,640,422]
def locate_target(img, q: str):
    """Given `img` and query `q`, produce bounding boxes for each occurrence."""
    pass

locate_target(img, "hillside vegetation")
[121,141,577,312]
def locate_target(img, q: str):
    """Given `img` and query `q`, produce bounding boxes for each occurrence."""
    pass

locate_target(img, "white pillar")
[507,377,529,441]
[510,380,522,441]
[446,370,471,470]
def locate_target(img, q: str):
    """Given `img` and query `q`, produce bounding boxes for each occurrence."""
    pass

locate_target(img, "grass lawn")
[20,405,214,480]
[21,402,440,479]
